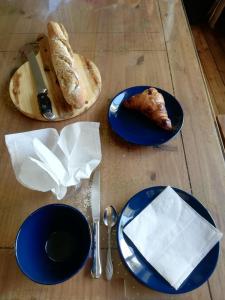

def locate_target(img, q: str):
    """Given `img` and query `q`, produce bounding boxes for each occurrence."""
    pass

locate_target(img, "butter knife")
[27,51,55,120]
[90,168,102,278]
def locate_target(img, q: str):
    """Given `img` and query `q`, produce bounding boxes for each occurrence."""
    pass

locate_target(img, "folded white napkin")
[123,186,222,290]
[5,122,101,200]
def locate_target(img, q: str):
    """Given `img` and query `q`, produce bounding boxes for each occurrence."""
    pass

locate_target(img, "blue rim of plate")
[117,186,220,294]
[108,86,184,146]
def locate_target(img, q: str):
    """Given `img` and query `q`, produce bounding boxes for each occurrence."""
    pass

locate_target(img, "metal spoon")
[103,206,118,280]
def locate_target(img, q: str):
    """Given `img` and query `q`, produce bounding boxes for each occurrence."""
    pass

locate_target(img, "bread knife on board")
[27,51,55,120]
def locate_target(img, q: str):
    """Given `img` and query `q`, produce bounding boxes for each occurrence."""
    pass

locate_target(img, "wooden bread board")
[9,35,101,121]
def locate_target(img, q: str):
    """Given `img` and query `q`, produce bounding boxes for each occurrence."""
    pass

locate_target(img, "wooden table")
[0,0,225,299]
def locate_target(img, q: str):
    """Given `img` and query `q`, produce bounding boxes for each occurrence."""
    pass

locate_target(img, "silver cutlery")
[90,168,102,278]
[26,51,55,120]
[103,206,118,280]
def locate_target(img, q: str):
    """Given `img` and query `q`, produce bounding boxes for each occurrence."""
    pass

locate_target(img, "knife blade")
[27,51,55,120]
[90,168,102,278]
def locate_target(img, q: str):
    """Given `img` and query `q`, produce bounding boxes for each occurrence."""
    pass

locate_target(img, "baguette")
[47,21,85,108]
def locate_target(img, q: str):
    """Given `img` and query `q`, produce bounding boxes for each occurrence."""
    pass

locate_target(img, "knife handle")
[37,92,53,114]
[91,220,102,279]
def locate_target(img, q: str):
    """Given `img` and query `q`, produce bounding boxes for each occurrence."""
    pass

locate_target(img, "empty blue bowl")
[15,204,91,285]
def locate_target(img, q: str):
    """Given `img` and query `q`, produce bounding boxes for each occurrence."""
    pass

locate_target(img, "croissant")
[123,87,172,130]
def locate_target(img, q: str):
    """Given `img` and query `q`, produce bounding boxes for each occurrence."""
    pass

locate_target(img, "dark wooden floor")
[191,24,225,144]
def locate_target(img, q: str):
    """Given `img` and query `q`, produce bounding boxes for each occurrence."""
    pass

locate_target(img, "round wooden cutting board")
[9,35,101,121]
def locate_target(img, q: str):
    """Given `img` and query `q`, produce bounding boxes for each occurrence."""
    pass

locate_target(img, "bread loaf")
[47,21,85,108]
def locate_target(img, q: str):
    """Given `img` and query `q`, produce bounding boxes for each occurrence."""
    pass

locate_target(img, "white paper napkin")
[123,186,222,290]
[5,122,101,200]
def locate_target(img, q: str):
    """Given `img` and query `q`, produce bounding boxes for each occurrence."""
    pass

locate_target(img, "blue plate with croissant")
[108,86,183,145]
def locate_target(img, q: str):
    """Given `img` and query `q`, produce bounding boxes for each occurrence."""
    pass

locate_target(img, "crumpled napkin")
[123,186,222,290]
[5,122,101,200]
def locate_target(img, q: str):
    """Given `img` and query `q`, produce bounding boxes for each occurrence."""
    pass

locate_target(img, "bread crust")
[47,21,85,108]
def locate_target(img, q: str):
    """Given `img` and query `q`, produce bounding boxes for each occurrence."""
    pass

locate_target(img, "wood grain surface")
[217,114,225,145]
[0,0,224,299]
[192,25,225,115]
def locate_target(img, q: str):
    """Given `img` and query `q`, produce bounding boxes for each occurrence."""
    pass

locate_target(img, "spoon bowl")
[103,206,118,227]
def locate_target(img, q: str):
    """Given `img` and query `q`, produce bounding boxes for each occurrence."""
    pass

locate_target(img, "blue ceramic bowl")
[15,204,91,285]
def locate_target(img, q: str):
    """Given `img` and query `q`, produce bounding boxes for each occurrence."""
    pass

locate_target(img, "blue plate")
[117,186,220,294]
[108,86,184,145]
